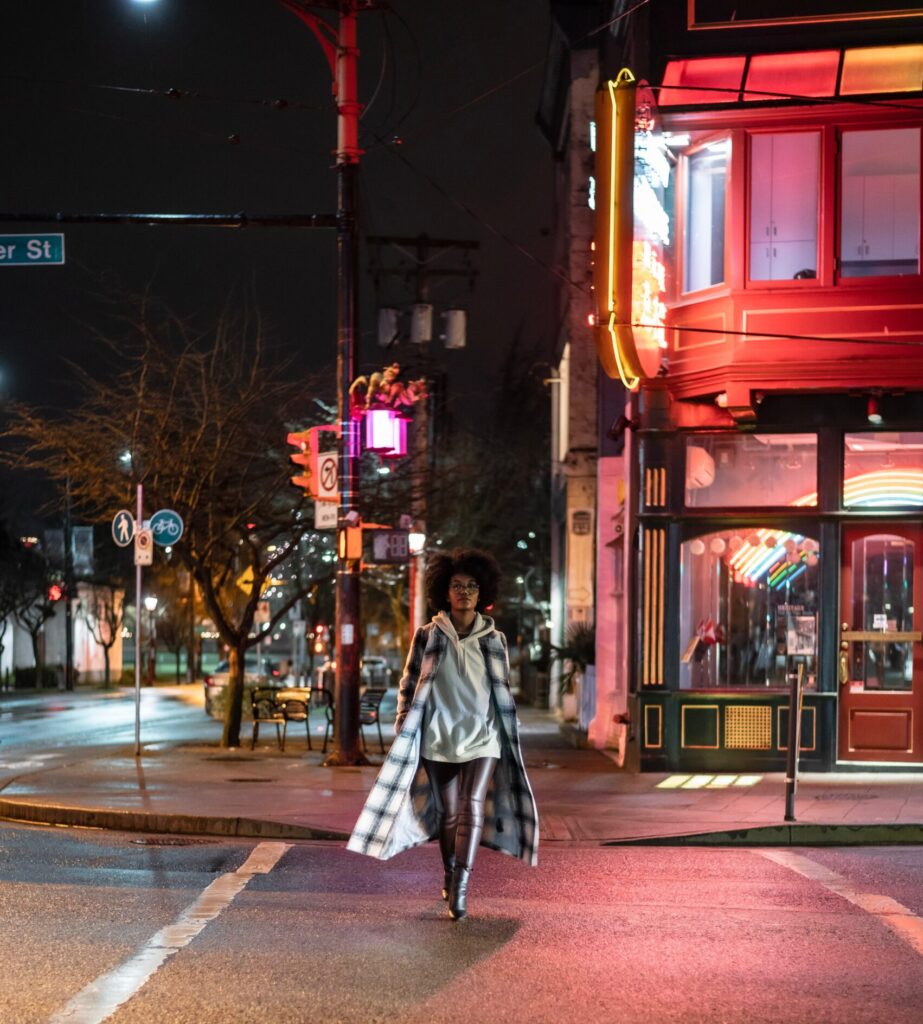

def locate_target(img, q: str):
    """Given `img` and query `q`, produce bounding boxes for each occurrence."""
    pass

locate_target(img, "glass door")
[838,526,923,762]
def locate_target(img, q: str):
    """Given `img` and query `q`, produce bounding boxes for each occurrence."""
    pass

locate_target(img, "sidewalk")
[1,704,922,846]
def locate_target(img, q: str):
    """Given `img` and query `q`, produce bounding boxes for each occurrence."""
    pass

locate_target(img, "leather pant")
[423,757,498,872]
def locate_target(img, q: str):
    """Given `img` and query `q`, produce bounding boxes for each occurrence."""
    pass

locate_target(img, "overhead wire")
[0,72,331,114]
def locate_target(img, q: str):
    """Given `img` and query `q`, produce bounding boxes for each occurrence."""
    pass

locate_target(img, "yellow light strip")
[734,775,763,787]
[656,775,692,789]
[682,774,715,789]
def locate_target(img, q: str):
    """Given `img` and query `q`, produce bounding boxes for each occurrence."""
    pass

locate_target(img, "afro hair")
[424,548,501,613]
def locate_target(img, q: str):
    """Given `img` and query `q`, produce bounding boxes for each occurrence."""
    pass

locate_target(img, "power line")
[628,321,923,348]
[0,72,331,114]
[654,82,923,114]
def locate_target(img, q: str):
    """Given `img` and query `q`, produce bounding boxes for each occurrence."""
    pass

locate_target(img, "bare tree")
[13,544,59,688]
[79,583,123,688]
[3,297,334,745]
[0,524,22,688]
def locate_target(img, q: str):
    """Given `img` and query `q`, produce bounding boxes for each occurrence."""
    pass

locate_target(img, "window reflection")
[680,528,820,690]
[684,141,728,291]
[840,128,920,279]
[685,433,818,507]
[844,432,923,508]
[749,132,819,281]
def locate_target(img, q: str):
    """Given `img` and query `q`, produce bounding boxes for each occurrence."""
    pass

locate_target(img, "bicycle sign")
[150,508,184,546]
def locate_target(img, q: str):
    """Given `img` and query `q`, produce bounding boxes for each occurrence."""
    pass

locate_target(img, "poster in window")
[787,615,816,655]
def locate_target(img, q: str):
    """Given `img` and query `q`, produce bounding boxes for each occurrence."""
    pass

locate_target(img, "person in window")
[348,548,539,921]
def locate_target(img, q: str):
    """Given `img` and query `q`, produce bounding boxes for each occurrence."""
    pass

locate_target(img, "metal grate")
[725,706,772,749]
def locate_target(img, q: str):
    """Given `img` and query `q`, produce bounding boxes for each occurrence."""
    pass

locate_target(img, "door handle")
[839,641,849,687]
[840,630,922,642]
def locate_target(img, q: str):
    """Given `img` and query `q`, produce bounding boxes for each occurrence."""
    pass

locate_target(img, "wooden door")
[838,525,923,763]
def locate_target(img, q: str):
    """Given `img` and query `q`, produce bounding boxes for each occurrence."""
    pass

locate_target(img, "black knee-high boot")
[448,757,497,921]
[448,820,482,920]
[439,821,457,901]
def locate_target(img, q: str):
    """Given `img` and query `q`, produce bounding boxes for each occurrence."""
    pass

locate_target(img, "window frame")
[677,133,733,299]
[682,431,821,512]
[834,124,923,287]
[744,127,824,288]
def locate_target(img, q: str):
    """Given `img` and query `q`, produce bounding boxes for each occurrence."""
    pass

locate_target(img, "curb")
[603,822,923,847]
[0,798,351,843]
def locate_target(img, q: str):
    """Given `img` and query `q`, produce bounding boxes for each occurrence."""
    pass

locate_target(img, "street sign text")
[0,233,65,266]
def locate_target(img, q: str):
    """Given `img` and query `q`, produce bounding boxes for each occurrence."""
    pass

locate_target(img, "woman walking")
[348,548,538,920]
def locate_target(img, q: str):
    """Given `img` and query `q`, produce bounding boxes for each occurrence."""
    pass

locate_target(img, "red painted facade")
[663,103,923,413]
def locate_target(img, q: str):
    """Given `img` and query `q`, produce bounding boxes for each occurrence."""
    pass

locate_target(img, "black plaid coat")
[347,619,539,865]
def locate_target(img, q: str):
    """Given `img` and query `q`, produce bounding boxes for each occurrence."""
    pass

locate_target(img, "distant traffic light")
[47,583,64,602]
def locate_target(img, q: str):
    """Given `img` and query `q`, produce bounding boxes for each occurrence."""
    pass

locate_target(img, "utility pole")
[282,0,368,765]
[368,234,479,640]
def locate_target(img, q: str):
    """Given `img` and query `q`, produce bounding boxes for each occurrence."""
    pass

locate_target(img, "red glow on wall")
[744,50,840,101]
[660,56,746,106]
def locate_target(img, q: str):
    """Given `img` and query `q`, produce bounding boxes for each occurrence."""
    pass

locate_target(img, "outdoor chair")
[359,688,386,754]
[277,691,312,752]
[250,686,284,751]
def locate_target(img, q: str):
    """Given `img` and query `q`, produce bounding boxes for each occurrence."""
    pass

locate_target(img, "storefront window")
[684,141,728,291]
[840,127,920,278]
[749,132,819,281]
[844,432,923,508]
[685,434,818,507]
[680,528,820,690]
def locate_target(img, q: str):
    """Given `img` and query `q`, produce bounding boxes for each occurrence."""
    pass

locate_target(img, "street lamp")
[144,596,158,687]
[407,527,426,653]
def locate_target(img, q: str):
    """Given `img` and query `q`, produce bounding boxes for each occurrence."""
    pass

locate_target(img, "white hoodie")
[421,611,501,763]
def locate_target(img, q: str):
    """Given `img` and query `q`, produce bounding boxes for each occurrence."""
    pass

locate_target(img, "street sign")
[316,453,339,502]
[112,509,135,547]
[150,508,184,546]
[370,530,410,564]
[315,501,337,529]
[134,528,154,566]
[0,233,65,266]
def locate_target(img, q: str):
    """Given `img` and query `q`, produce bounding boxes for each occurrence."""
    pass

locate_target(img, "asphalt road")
[1,824,922,1024]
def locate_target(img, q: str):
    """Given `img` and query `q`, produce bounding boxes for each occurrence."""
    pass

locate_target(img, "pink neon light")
[364,408,409,457]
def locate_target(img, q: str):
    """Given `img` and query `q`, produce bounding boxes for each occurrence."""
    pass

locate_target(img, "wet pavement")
[1,686,923,845]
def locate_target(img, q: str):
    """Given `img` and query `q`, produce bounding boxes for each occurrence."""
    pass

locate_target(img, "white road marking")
[759,849,923,957]
[49,840,291,1024]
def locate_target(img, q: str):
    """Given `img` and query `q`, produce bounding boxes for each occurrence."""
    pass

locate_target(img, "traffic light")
[287,429,316,495]
[47,583,64,603]
[338,526,362,561]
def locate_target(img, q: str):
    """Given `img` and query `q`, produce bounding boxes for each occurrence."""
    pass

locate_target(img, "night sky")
[1,0,555,423]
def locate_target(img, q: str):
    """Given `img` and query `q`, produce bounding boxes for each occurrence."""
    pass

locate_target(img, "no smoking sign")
[316,453,338,502]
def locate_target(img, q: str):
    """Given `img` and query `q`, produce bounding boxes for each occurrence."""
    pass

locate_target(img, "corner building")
[586,1,923,771]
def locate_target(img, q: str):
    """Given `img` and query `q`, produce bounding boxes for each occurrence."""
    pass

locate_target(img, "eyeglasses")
[449,582,480,593]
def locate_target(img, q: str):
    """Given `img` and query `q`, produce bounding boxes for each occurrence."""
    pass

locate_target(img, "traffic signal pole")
[282,0,367,765]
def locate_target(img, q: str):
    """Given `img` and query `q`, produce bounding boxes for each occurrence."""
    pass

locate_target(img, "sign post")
[134,486,143,756]
[783,662,805,822]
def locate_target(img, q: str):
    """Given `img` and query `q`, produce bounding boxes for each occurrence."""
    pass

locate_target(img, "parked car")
[203,653,281,715]
[360,655,392,688]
